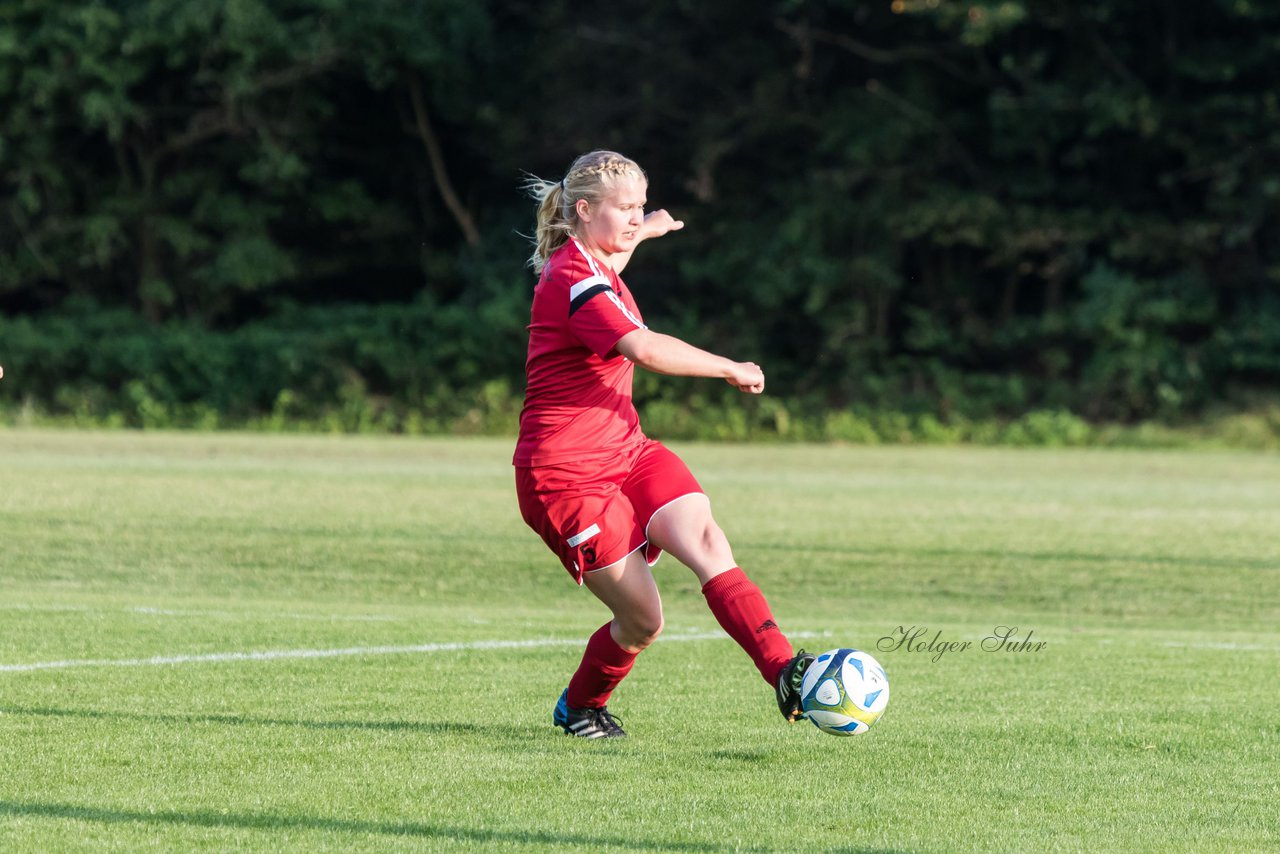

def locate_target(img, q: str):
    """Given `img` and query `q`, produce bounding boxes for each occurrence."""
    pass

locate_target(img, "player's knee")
[638,613,665,648]
[623,612,664,649]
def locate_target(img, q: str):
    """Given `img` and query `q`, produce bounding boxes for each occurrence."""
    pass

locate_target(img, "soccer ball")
[800,648,890,736]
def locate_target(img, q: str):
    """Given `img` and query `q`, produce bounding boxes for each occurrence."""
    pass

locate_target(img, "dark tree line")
[2,0,1277,431]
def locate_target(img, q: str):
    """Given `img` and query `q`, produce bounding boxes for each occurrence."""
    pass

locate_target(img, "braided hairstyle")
[524,150,647,273]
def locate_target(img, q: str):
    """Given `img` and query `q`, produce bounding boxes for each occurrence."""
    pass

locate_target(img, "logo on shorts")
[756,619,778,634]
[566,523,601,548]
[566,523,602,565]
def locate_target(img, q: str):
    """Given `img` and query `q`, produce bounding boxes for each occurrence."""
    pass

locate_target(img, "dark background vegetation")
[2,0,1278,442]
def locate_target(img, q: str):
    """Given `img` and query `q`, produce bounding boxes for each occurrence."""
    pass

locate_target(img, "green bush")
[3,1,1278,434]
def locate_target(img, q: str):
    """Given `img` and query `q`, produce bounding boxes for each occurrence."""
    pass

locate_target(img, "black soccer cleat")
[775,649,816,723]
[553,688,627,739]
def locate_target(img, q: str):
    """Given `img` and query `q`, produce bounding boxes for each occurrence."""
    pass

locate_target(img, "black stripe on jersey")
[569,284,612,317]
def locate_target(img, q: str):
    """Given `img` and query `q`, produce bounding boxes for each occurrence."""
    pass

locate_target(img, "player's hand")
[726,361,764,394]
[641,209,684,240]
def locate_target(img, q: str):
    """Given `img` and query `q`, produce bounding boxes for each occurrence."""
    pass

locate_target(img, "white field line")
[899,636,1280,652]
[1,604,92,613]
[0,631,828,674]
[1157,640,1280,651]
[1094,638,1280,651]
[126,607,401,623]
[1,604,403,622]
[10,605,1276,649]
[3,625,1274,676]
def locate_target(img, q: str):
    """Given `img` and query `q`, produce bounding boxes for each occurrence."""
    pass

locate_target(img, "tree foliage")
[1,0,1277,427]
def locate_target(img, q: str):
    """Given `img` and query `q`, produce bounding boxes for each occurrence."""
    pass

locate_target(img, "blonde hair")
[523,150,647,273]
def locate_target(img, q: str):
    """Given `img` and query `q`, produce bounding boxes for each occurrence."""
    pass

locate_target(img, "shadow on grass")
[1,705,642,754]
[0,800,874,852]
[0,705,486,736]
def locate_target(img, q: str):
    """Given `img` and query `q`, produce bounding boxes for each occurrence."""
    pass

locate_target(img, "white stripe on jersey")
[605,291,646,330]
[570,239,646,331]
[569,275,610,302]
[572,238,607,279]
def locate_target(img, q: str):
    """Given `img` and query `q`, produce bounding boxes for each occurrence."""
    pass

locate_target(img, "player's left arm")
[610,209,683,274]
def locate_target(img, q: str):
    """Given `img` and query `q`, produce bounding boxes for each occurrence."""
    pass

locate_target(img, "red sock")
[566,622,638,709]
[702,567,794,685]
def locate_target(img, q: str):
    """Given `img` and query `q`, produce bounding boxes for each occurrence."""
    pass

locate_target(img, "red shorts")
[515,438,703,584]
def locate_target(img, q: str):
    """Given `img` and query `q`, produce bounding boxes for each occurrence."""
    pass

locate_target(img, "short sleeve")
[567,275,646,358]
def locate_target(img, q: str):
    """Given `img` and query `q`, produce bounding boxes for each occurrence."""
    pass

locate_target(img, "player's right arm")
[615,328,764,394]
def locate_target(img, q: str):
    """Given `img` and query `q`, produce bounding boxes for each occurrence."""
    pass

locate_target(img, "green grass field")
[1,430,1277,852]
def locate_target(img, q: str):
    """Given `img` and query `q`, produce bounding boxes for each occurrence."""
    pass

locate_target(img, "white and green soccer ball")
[800,648,890,736]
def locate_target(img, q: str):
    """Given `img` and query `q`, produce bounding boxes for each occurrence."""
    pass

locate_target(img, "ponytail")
[523,177,573,273]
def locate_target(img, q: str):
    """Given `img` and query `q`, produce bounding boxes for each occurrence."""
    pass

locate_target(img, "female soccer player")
[515,150,812,738]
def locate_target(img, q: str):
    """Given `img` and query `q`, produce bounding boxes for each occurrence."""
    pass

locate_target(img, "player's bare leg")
[553,549,660,738]
[582,549,664,652]
[645,494,735,585]
[648,494,813,721]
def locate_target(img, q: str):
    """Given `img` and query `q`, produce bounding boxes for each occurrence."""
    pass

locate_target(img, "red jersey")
[513,238,648,467]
